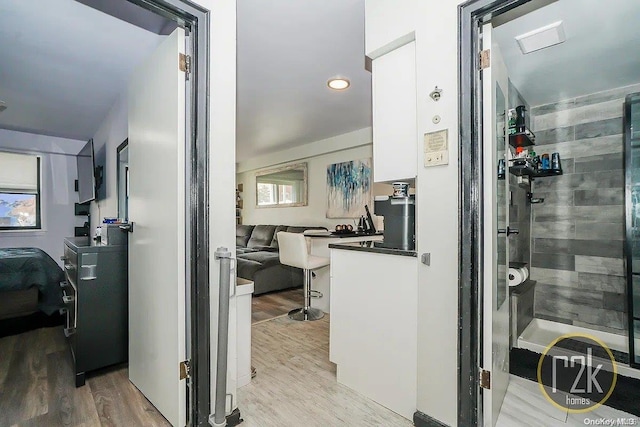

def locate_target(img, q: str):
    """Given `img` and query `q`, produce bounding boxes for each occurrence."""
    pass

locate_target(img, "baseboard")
[413,411,450,427]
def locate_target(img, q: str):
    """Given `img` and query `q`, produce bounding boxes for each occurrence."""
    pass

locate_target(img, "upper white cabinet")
[364,0,417,58]
[372,40,418,183]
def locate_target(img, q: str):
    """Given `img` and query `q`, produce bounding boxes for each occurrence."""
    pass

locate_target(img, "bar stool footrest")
[288,307,324,321]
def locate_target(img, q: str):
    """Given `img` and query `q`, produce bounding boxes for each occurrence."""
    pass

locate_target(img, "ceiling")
[236,0,371,162]
[0,0,371,161]
[493,0,640,107]
[0,0,163,141]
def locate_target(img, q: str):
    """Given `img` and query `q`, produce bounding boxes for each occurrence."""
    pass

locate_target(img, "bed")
[0,248,65,320]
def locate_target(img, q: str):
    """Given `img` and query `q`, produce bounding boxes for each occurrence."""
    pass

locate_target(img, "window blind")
[0,152,39,193]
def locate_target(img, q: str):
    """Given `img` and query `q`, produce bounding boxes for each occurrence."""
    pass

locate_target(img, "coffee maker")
[374,194,415,251]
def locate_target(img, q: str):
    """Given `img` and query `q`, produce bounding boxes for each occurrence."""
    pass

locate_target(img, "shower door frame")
[624,93,640,370]
[458,0,540,425]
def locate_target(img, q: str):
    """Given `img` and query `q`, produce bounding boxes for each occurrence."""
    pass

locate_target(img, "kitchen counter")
[328,240,417,257]
[305,233,383,313]
[329,245,417,419]
[304,230,383,238]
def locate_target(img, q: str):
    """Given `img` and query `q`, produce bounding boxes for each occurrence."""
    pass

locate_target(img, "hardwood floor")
[2,308,409,427]
[0,326,170,427]
[238,315,412,426]
[251,288,303,324]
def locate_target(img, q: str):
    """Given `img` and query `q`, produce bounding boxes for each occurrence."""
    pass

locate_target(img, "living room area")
[232,0,413,424]
[235,128,393,322]
[234,127,409,424]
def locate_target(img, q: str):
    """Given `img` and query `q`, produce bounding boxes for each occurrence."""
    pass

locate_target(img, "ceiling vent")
[0,101,6,113]
[515,21,566,54]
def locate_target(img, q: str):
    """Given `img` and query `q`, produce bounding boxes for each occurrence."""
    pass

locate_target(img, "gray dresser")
[62,236,128,387]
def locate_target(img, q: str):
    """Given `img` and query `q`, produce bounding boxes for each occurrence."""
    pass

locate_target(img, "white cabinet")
[329,248,417,419]
[372,41,417,183]
[306,234,383,314]
[236,278,254,388]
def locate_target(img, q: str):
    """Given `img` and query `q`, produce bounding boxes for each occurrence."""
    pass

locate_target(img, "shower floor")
[517,318,640,380]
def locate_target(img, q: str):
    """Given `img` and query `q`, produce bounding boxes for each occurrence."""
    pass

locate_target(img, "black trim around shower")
[624,93,640,370]
[458,0,538,425]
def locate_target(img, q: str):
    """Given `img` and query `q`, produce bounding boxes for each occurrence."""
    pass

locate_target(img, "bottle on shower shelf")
[541,153,550,170]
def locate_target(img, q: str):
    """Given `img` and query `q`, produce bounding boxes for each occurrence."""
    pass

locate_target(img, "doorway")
[460,0,640,426]
[0,1,212,425]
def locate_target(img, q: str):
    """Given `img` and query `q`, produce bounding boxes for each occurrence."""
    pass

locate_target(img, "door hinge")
[480,368,491,389]
[179,53,191,80]
[480,49,490,70]
[180,360,191,380]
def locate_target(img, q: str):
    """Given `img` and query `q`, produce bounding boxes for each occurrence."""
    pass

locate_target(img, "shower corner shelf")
[508,161,562,179]
[509,130,536,148]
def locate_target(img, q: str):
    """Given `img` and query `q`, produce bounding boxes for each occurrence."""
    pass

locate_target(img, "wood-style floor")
[0,326,170,427]
[238,314,412,426]
[251,288,303,324]
[496,375,638,426]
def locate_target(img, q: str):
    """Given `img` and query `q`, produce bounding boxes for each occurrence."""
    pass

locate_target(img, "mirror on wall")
[117,139,129,220]
[255,163,307,207]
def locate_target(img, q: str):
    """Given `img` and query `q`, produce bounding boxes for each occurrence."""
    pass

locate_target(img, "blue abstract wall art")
[326,158,372,218]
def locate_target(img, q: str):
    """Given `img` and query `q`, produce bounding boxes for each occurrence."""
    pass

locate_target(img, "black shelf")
[509,163,562,178]
[509,130,535,148]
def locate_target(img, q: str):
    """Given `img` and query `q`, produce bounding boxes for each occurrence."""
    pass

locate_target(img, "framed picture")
[326,158,372,218]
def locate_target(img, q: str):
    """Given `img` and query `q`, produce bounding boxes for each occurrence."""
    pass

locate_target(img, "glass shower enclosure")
[625,92,640,368]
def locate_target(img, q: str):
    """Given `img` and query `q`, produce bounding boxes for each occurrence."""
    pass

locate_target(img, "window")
[0,152,41,230]
[257,181,301,205]
[255,163,308,207]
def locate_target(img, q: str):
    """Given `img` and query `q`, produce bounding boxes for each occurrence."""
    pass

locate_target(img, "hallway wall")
[530,83,640,335]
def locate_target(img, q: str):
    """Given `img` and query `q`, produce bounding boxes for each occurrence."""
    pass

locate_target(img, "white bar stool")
[276,231,329,321]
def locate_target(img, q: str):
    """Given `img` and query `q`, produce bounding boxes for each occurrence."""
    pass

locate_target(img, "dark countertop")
[328,241,417,257]
[304,231,383,238]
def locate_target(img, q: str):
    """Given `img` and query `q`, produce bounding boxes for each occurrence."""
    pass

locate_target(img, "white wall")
[201,0,238,416]
[234,127,402,229]
[89,92,127,237]
[365,1,463,426]
[0,129,86,264]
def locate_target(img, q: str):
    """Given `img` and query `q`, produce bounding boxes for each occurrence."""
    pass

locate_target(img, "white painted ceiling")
[493,0,640,107]
[0,0,371,161]
[236,0,371,162]
[0,0,163,141]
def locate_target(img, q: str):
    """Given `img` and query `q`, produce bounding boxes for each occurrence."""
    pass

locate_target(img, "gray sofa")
[236,224,326,295]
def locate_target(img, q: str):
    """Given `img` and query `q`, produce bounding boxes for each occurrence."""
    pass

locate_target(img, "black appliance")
[374,195,415,251]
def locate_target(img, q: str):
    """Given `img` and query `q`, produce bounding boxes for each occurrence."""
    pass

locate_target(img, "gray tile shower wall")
[529,83,640,335]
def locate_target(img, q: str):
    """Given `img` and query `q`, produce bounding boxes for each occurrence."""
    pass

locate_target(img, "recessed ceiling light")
[515,21,566,54]
[0,101,6,113]
[327,78,350,91]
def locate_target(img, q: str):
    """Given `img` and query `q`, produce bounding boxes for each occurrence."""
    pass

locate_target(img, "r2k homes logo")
[537,334,618,413]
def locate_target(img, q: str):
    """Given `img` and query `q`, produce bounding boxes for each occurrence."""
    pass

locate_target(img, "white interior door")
[482,22,510,427]
[128,27,187,427]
